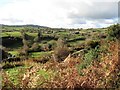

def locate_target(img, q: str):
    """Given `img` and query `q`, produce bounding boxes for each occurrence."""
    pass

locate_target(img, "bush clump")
[86,39,100,49]
[54,38,70,62]
[77,46,100,75]
[30,43,41,52]
[108,24,120,39]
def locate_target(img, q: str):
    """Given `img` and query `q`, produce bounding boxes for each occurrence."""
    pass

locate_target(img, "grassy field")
[1,32,38,38]
[29,51,52,58]
[1,32,21,37]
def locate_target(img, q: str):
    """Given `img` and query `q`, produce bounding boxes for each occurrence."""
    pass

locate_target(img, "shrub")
[34,31,42,42]
[34,37,39,42]
[68,36,86,42]
[2,62,24,69]
[86,39,100,49]
[47,40,57,50]
[33,55,51,63]
[74,31,79,34]
[20,38,30,55]
[108,24,120,39]
[46,44,52,51]
[22,39,29,47]
[77,47,100,75]
[41,44,50,51]
[21,31,30,40]
[74,42,85,51]
[98,33,107,39]
[30,43,40,52]
[54,46,70,62]
[19,45,29,56]
[54,38,70,62]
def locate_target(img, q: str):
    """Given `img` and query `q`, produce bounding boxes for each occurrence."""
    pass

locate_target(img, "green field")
[29,51,52,58]
[1,32,21,37]
[8,51,20,56]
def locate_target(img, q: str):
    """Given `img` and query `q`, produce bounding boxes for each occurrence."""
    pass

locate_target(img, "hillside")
[1,24,120,89]
[0,24,49,28]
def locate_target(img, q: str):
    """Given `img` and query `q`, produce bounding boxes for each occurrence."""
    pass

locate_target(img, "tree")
[20,31,30,55]
[34,31,42,42]
[21,31,28,40]
[1,49,8,60]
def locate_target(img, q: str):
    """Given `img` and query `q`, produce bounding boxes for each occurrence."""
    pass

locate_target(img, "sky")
[0,0,119,28]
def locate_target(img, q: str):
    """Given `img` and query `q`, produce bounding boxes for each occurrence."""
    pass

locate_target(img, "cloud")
[0,0,119,28]
[1,18,23,24]
[55,1,118,28]
[67,2,118,25]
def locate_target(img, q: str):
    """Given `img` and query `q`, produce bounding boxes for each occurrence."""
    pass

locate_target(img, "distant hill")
[0,24,49,28]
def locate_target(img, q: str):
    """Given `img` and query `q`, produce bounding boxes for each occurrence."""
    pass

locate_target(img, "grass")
[8,50,52,58]
[57,31,69,35]
[36,69,52,80]
[26,32,37,37]
[1,32,37,38]
[68,40,85,46]
[8,51,19,56]
[4,66,25,85]
[3,63,54,87]
[29,51,52,58]
[1,32,21,37]
[3,65,34,85]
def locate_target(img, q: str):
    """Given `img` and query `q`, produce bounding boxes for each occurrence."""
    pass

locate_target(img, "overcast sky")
[0,0,119,28]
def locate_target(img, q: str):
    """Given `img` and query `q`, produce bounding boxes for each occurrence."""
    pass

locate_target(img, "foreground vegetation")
[0,24,120,89]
